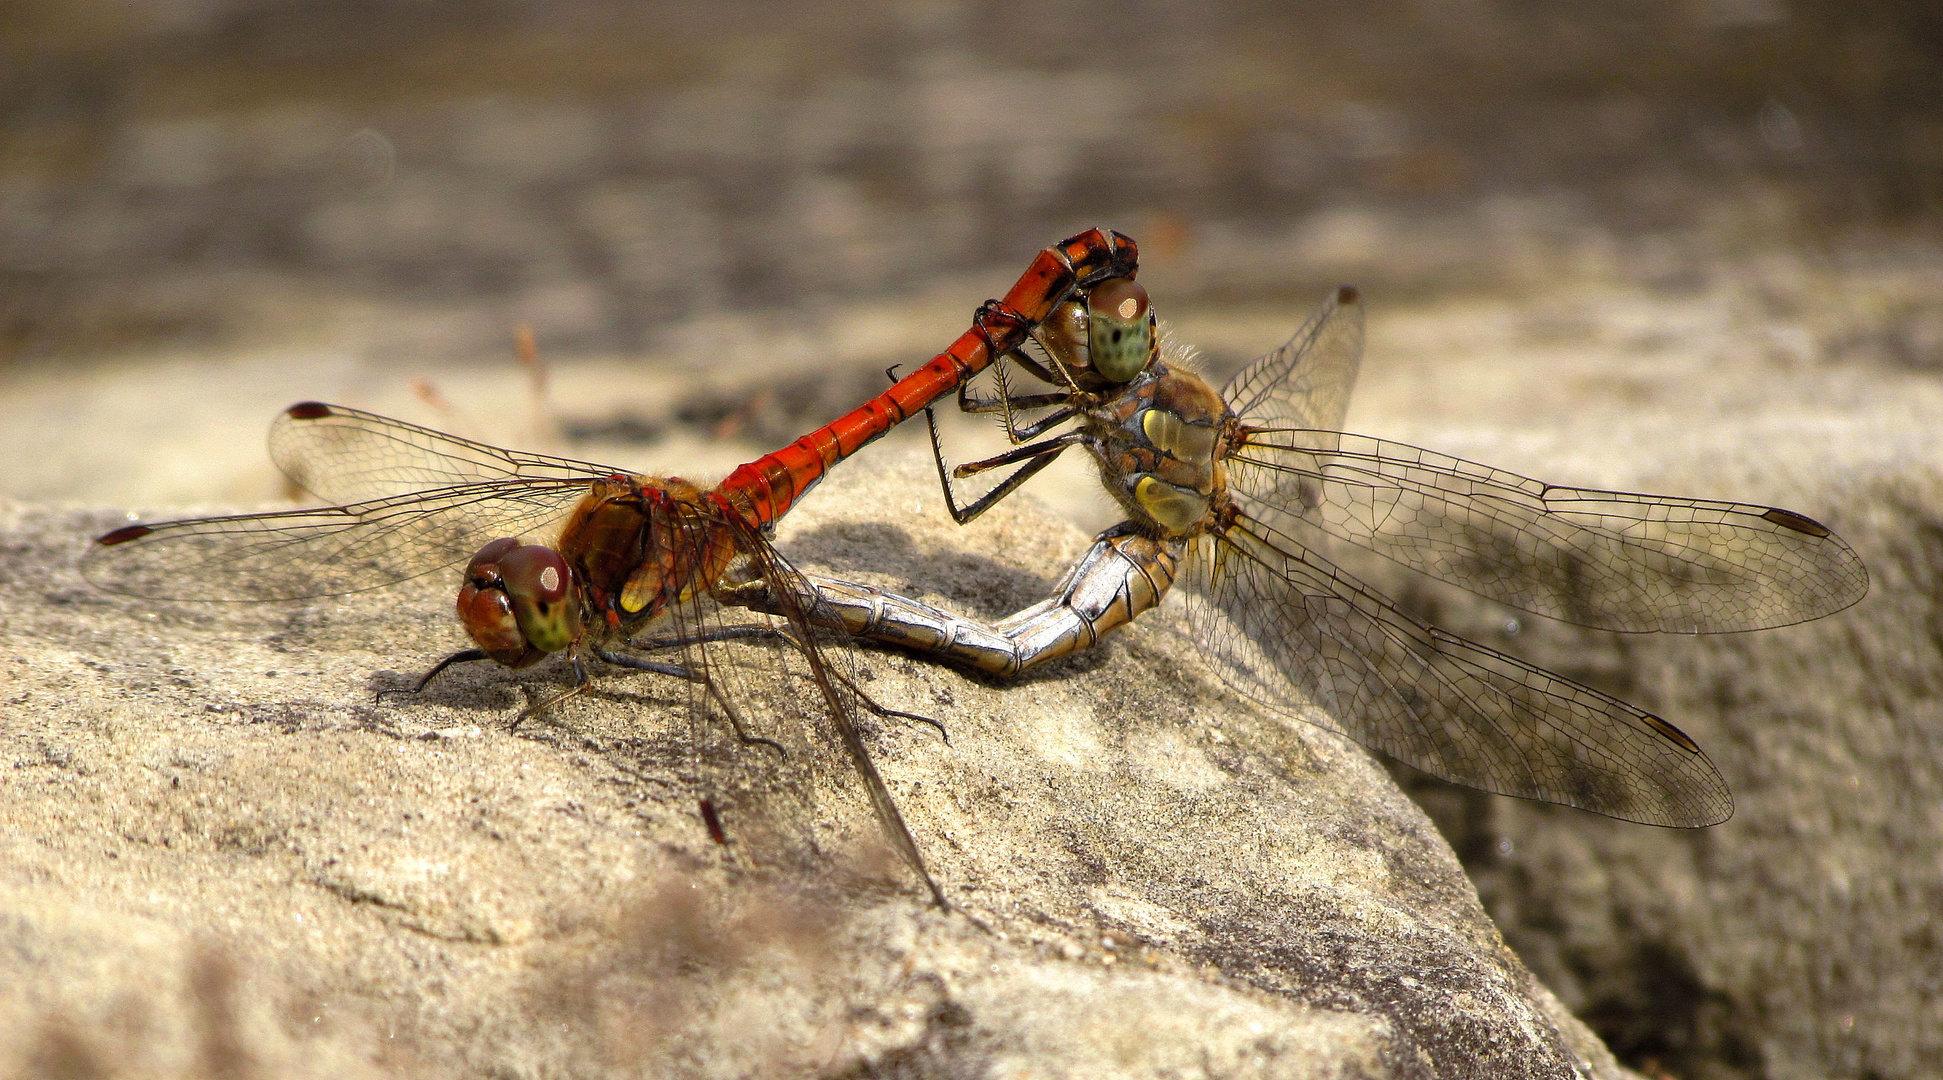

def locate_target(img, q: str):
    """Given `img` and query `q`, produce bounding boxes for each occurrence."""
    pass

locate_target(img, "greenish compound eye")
[1087,277,1153,383]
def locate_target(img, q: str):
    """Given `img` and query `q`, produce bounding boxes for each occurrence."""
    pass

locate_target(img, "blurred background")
[5,3,1942,1078]
[3,0,1941,507]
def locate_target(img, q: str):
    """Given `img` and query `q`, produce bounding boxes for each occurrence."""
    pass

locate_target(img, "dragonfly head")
[1034,276,1156,388]
[457,538,583,668]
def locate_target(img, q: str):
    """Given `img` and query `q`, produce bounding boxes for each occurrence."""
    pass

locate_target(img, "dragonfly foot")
[833,671,950,746]
[511,655,593,729]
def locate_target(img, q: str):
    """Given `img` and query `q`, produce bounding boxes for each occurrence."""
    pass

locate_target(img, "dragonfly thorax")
[1085,362,1233,539]
[552,474,737,635]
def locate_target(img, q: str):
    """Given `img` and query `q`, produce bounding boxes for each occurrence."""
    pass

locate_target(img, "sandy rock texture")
[1,459,1626,1079]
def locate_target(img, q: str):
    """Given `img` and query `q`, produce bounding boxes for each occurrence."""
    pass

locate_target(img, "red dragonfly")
[82,230,1142,906]
[783,256,1870,827]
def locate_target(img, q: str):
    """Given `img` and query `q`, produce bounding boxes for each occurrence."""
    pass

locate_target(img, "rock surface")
[1325,271,1943,1080]
[0,456,1630,1079]
[1372,451,1943,1080]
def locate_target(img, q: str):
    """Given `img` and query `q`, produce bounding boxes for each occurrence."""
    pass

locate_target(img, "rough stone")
[0,456,1628,1079]
[1328,274,1943,1080]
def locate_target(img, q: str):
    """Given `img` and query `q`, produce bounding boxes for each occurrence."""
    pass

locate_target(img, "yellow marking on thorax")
[1134,476,1210,535]
[1140,408,1218,465]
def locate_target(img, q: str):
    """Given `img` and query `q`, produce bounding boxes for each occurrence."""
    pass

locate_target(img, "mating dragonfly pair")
[84,229,1869,907]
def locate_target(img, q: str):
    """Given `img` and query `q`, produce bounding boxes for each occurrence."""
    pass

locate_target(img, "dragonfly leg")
[589,644,699,680]
[828,669,951,746]
[955,359,1077,442]
[992,346,1064,390]
[958,388,1075,420]
[953,431,1084,479]
[626,622,950,744]
[375,648,491,701]
[995,404,1081,443]
[589,643,787,757]
[625,624,795,654]
[695,680,788,756]
[927,410,1078,525]
[509,653,596,729]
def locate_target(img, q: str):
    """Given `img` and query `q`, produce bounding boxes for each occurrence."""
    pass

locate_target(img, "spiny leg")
[626,624,797,654]
[926,407,1078,525]
[623,623,948,744]
[953,430,1085,479]
[959,362,1077,439]
[375,648,491,701]
[590,642,786,756]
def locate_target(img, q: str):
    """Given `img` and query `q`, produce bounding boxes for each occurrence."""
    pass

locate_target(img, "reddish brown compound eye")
[465,537,522,583]
[1089,276,1149,324]
[456,537,548,668]
[497,544,581,655]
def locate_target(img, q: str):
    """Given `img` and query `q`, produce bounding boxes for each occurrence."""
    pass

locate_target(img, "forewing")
[1182,516,1733,826]
[1220,286,1365,434]
[83,478,592,601]
[269,402,627,504]
[1228,431,1868,632]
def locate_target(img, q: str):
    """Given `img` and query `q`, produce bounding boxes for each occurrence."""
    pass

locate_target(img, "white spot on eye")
[539,566,560,591]
[1117,297,1139,319]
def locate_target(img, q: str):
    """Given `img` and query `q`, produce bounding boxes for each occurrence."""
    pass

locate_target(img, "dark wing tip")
[1335,284,1360,306]
[96,524,153,546]
[1761,507,1831,538]
[285,401,335,420]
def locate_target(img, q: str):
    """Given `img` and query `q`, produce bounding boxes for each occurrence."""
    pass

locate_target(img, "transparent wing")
[1220,285,1365,434]
[83,477,595,601]
[1227,430,1868,633]
[638,503,942,905]
[269,401,628,504]
[1183,514,1733,827]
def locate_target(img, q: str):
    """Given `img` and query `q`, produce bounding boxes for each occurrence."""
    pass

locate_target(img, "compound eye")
[457,537,545,667]
[1086,278,1153,383]
[465,537,522,583]
[498,545,580,655]
[1034,299,1090,375]
[1091,277,1149,324]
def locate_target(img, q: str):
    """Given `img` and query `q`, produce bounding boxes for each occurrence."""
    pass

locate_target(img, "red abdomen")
[716,228,1139,528]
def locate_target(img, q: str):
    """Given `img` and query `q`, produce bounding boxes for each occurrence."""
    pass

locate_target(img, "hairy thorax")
[1084,360,1234,539]
[554,474,733,634]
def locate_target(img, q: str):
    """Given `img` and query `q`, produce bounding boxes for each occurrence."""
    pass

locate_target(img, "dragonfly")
[781,258,1871,827]
[81,230,1143,907]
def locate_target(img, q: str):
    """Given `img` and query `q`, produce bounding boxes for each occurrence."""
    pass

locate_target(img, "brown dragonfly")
[783,264,1869,826]
[81,230,1143,906]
